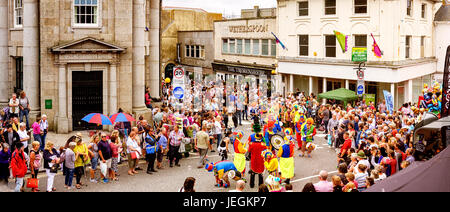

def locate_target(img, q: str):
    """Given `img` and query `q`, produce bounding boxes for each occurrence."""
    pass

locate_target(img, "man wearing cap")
[354,150,370,174]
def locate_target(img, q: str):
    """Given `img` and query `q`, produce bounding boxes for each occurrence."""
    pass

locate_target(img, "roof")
[51,37,126,53]
[434,3,450,22]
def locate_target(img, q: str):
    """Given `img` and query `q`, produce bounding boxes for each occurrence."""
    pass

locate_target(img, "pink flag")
[371,34,382,58]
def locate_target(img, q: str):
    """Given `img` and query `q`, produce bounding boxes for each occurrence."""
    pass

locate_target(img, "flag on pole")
[371,33,383,58]
[333,30,348,53]
[271,32,287,50]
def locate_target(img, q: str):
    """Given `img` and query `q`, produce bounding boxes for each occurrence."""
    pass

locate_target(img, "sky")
[163,0,277,17]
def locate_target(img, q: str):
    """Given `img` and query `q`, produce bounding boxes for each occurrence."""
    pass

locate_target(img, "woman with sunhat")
[278,128,295,184]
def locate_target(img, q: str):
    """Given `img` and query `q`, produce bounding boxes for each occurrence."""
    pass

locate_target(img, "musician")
[300,118,317,158]
[247,122,267,188]
[231,131,246,176]
[295,115,306,150]
[278,128,295,184]
[263,121,276,152]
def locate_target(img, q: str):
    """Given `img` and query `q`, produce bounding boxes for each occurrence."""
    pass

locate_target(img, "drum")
[270,134,284,150]
[228,170,241,181]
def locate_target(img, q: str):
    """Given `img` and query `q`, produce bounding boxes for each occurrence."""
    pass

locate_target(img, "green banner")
[364,94,376,104]
[45,99,52,109]
[352,47,367,62]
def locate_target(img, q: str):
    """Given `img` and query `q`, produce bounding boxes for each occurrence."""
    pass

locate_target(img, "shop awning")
[318,88,359,102]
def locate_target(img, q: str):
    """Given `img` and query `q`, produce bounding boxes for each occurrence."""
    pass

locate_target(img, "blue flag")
[383,90,394,114]
[271,32,287,50]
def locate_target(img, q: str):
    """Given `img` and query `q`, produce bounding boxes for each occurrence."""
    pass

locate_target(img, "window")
[185,45,190,57]
[14,0,23,27]
[354,0,367,14]
[405,36,411,59]
[237,39,243,54]
[421,36,425,58]
[15,57,23,92]
[191,45,195,58]
[253,39,260,55]
[195,46,200,57]
[229,39,236,54]
[74,0,99,25]
[244,39,251,55]
[421,3,426,18]
[271,40,277,56]
[262,39,269,56]
[298,1,308,16]
[407,0,413,16]
[354,35,367,48]
[299,35,309,56]
[200,46,205,58]
[325,0,336,15]
[325,35,336,58]
[222,39,228,53]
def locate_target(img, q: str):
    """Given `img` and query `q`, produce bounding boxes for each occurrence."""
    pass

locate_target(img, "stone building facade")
[0,0,161,133]
[161,6,222,80]
[178,30,215,76]
[276,0,441,108]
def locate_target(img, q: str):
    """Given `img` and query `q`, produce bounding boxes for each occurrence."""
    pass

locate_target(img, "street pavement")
[1,121,339,192]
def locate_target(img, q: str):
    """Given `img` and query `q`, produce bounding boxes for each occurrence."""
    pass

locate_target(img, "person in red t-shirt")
[338,132,352,163]
[247,123,268,188]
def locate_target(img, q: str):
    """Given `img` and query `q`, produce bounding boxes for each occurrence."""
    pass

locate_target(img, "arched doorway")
[164,63,176,81]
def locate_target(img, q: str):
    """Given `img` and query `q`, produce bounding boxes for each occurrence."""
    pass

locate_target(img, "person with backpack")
[11,142,27,192]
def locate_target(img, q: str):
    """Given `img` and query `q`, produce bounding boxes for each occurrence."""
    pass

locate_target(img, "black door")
[72,71,103,130]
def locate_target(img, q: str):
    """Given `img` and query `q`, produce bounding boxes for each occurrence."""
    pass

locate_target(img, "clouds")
[162,0,277,17]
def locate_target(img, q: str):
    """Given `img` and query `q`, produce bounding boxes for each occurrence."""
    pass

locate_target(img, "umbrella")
[109,112,136,123]
[81,113,113,125]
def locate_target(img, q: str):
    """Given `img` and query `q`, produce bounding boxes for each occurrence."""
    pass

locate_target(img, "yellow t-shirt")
[74,143,90,168]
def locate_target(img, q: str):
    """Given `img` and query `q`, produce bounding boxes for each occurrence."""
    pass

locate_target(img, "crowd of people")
[0,76,445,192]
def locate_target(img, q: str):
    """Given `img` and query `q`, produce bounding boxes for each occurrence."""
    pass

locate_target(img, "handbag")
[130,151,138,160]
[50,163,59,173]
[26,178,39,188]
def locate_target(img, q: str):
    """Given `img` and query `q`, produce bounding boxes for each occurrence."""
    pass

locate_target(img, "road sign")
[173,66,184,80]
[357,80,365,96]
[173,86,184,99]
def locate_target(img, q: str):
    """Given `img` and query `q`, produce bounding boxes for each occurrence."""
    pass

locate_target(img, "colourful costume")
[262,150,279,177]
[247,122,268,188]
[300,118,317,157]
[277,131,295,181]
[295,116,305,149]
[205,161,240,188]
[232,131,246,175]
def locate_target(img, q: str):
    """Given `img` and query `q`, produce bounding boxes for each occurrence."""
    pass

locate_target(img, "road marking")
[290,171,338,184]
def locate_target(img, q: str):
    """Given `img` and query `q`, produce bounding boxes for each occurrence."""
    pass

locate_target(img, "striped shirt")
[169,130,184,147]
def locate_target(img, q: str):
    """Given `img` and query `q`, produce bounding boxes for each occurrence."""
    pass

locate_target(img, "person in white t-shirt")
[17,123,30,153]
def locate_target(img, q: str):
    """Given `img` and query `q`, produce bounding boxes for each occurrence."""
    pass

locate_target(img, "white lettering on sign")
[229,25,269,33]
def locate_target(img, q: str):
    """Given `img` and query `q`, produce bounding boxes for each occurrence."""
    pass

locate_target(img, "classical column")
[132,0,147,111]
[408,79,413,103]
[289,74,294,94]
[23,0,40,114]
[309,76,313,96]
[345,80,349,90]
[0,0,8,106]
[57,64,68,134]
[323,78,327,104]
[149,0,161,98]
[391,83,396,110]
[109,62,118,116]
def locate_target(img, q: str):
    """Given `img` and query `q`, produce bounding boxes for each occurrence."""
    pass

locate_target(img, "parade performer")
[247,122,268,188]
[295,115,306,150]
[300,118,317,158]
[262,150,279,177]
[278,128,295,184]
[231,131,247,176]
[263,121,276,151]
[205,161,242,188]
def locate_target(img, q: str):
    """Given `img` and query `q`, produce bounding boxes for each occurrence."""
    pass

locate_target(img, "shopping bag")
[327,135,332,146]
[26,178,39,188]
[99,161,107,177]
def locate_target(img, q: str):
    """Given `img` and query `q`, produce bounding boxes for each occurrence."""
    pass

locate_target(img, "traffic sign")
[173,86,185,99]
[173,66,184,80]
[357,80,365,96]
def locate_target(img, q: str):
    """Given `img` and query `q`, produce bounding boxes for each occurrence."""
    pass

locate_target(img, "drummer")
[264,121,276,152]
